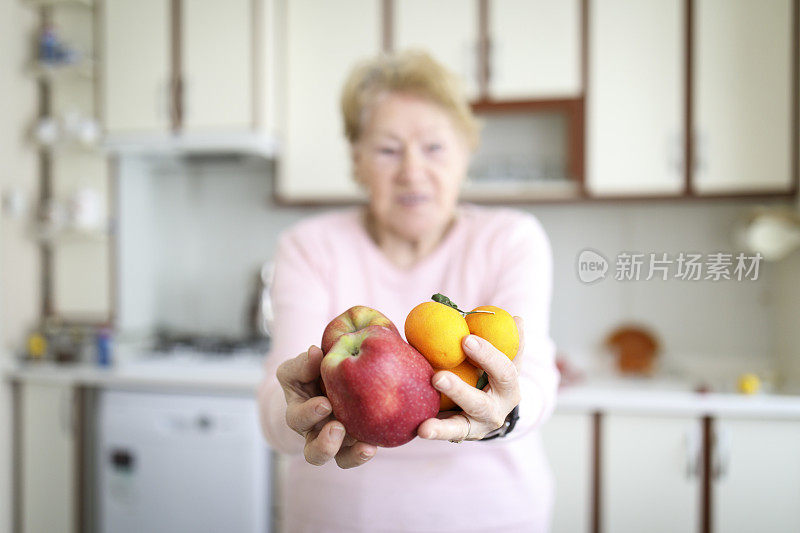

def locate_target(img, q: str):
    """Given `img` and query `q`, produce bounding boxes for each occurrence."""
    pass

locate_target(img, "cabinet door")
[393,0,479,99]
[103,0,171,135]
[713,418,800,533]
[21,383,76,533]
[541,412,592,533]
[488,0,581,100]
[602,414,701,533]
[181,0,253,132]
[586,0,685,196]
[278,0,381,201]
[693,0,793,193]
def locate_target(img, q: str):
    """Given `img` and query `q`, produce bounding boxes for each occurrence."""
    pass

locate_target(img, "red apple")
[320,325,439,447]
[320,305,399,354]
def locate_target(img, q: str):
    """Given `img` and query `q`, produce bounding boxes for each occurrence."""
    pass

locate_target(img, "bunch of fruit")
[318,294,519,448]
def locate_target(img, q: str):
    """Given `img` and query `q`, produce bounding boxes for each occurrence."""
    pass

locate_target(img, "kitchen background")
[2,0,800,533]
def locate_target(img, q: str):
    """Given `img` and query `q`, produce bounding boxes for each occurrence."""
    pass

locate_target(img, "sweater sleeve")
[257,227,332,455]
[485,212,560,440]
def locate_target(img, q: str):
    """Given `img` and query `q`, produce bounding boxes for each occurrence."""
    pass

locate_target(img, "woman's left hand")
[417,316,525,442]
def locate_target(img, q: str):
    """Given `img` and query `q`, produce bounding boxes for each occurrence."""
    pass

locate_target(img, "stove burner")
[152,331,270,356]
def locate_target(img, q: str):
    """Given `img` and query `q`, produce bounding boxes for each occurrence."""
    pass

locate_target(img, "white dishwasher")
[97,389,271,533]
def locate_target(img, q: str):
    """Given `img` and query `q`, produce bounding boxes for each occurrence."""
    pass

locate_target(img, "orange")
[404,301,469,369]
[465,305,519,361]
[438,360,482,411]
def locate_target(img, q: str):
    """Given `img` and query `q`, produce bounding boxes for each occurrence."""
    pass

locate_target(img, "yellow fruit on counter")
[737,373,761,395]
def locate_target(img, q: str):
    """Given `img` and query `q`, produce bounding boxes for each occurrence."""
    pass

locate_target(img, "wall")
[0,2,41,532]
[117,156,789,387]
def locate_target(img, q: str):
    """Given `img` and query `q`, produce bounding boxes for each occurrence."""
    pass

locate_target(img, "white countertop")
[7,358,800,418]
[5,355,266,394]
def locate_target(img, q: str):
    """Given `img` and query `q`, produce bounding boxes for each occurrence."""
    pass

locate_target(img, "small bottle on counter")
[96,327,113,367]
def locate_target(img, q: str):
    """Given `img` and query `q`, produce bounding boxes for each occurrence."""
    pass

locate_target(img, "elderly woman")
[258,50,559,532]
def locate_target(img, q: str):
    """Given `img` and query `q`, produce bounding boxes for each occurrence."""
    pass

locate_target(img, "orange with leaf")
[404,293,520,411]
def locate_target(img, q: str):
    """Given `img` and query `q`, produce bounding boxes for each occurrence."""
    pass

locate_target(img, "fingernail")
[360,450,374,461]
[424,430,437,439]
[464,335,479,350]
[315,402,331,416]
[434,375,450,390]
[330,425,344,439]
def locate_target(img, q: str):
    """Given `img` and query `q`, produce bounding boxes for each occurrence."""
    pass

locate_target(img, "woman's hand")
[276,346,377,468]
[417,316,525,442]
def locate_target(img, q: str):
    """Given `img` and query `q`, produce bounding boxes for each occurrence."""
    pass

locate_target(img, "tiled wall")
[118,155,792,381]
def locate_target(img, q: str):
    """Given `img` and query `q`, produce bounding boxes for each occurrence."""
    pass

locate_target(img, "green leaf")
[431,293,459,310]
[475,371,488,390]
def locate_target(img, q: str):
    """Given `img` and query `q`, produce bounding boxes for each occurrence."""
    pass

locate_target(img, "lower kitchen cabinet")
[601,414,701,533]
[712,417,800,533]
[541,412,593,533]
[19,382,77,533]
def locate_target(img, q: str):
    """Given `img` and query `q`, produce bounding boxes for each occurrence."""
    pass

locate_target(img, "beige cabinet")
[692,0,794,194]
[277,0,380,202]
[586,0,685,196]
[103,0,272,142]
[102,0,171,135]
[488,0,582,100]
[181,0,253,132]
[393,0,479,99]
[541,412,593,533]
[20,383,77,533]
[602,414,701,533]
[712,417,800,533]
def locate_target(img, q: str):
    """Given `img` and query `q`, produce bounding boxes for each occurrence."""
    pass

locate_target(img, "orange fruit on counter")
[465,305,519,361]
[404,301,469,369]
[438,359,482,411]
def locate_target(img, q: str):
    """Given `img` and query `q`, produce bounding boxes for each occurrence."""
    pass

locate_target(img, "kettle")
[247,261,275,340]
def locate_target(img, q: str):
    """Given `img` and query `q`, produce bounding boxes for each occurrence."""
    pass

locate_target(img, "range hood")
[103,132,279,158]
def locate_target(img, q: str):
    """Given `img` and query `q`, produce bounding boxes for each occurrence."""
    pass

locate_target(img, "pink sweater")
[259,204,559,532]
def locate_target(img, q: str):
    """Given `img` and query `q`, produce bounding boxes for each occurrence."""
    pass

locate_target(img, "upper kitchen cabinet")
[586,0,685,197]
[276,0,381,202]
[102,0,276,152]
[692,0,795,194]
[392,0,582,102]
[180,0,252,132]
[102,0,171,135]
[487,0,581,100]
[393,0,480,99]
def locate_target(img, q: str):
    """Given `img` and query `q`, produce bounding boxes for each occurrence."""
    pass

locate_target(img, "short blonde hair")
[340,49,480,150]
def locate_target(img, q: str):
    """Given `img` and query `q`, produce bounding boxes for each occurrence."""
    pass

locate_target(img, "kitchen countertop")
[7,358,800,418]
[5,355,266,394]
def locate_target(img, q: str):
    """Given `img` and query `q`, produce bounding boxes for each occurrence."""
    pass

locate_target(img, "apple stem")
[431,293,496,316]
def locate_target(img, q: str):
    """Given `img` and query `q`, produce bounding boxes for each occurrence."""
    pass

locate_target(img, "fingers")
[418,413,473,441]
[285,395,333,436]
[512,316,525,373]
[304,420,346,466]
[431,370,499,426]
[462,334,520,399]
[276,346,325,390]
[334,441,377,469]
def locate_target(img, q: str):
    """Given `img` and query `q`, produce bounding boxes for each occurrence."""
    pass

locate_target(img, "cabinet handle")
[684,425,702,479]
[156,79,171,123]
[693,131,707,175]
[712,427,730,480]
[668,131,684,178]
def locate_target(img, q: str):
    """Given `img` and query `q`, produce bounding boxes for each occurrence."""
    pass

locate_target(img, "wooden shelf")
[23,0,93,8]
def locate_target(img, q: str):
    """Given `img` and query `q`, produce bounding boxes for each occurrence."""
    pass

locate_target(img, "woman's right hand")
[276,345,378,468]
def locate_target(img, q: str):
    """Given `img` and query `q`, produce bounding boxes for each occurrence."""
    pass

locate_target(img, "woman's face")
[352,92,471,241]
